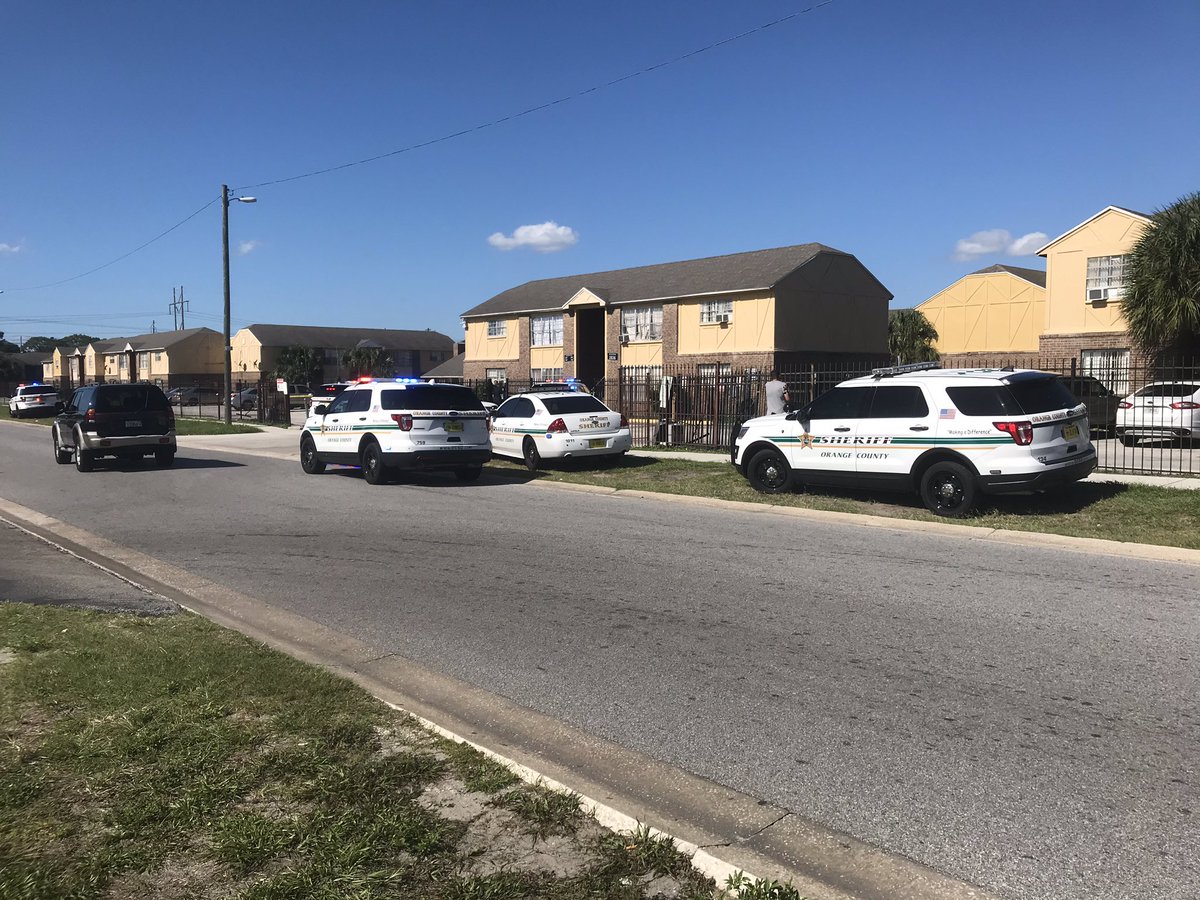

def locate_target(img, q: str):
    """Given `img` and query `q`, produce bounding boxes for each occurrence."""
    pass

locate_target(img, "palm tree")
[1123,191,1200,355]
[888,308,939,364]
[341,346,394,379]
[274,345,322,388]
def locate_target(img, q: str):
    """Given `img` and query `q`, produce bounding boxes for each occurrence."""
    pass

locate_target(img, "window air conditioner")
[619,332,630,344]
[1088,287,1124,304]
[716,313,731,325]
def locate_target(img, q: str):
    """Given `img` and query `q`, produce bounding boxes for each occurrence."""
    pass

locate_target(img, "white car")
[299,378,491,484]
[8,383,59,418]
[1115,381,1200,446]
[490,391,632,470]
[732,363,1096,517]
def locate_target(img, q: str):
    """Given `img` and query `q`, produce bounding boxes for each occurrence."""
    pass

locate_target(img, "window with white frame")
[485,368,507,382]
[700,298,733,324]
[698,362,733,379]
[119,355,128,372]
[1086,255,1128,302]
[531,367,563,381]
[487,319,507,338]
[137,352,150,370]
[620,305,663,342]
[155,352,162,363]
[530,315,563,346]
[1081,348,1130,396]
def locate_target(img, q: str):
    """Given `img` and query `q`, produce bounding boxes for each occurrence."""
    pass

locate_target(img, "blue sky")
[2,0,1198,343]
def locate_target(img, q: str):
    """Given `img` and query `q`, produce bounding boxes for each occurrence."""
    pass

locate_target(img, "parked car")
[1115,381,1200,446]
[490,390,631,470]
[166,386,222,406]
[1059,375,1119,433]
[52,382,176,471]
[732,362,1096,517]
[300,379,490,484]
[307,382,354,418]
[7,383,59,418]
[230,387,258,411]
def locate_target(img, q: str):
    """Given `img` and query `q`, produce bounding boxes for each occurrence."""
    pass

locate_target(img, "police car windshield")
[541,396,608,414]
[380,386,483,411]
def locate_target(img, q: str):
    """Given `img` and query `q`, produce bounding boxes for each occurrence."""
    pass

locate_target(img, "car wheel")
[74,432,94,473]
[920,461,977,517]
[746,448,792,493]
[454,466,483,483]
[300,434,326,474]
[154,448,175,468]
[52,428,71,465]
[361,440,388,485]
[522,437,541,471]
[1118,433,1138,447]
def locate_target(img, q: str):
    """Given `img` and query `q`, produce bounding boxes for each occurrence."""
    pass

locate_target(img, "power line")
[236,1,837,192]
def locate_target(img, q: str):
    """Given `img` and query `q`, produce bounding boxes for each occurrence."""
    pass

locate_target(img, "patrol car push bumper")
[977,449,1097,495]
[384,447,491,471]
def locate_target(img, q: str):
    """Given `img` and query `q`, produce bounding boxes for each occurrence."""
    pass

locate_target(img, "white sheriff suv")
[732,363,1097,517]
[299,378,491,484]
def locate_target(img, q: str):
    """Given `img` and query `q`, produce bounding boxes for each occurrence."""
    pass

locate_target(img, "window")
[866,386,929,418]
[155,352,162,362]
[946,377,1076,416]
[620,305,662,342]
[698,363,732,379]
[1081,348,1130,395]
[327,392,356,415]
[119,355,128,372]
[485,368,507,382]
[428,352,441,363]
[530,315,563,347]
[543,396,609,415]
[487,319,507,338]
[323,348,339,364]
[531,367,563,381]
[495,397,535,418]
[1086,255,1128,302]
[806,387,870,420]
[700,298,733,324]
[137,352,150,370]
[381,386,483,412]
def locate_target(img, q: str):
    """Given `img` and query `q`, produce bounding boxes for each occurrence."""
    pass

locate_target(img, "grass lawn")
[488,456,1200,550]
[1,404,260,436]
[0,603,794,900]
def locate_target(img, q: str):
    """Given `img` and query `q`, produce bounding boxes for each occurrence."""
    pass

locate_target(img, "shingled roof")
[244,324,453,351]
[968,264,1047,288]
[462,243,859,318]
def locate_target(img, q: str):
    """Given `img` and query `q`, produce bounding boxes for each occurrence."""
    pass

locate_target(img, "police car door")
[855,384,936,481]
[790,386,869,480]
[491,397,530,456]
[314,389,359,457]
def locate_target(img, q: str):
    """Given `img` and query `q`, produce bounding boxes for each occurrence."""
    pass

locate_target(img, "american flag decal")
[939,408,955,419]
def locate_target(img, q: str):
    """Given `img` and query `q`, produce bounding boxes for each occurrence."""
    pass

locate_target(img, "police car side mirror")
[314,403,329,415]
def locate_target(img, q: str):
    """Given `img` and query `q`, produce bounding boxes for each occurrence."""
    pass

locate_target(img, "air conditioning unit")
[716,313,731,325]
[1088,287,1124,304]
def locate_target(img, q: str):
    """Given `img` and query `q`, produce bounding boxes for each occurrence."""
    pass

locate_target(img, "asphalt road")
[1,422,1196,900]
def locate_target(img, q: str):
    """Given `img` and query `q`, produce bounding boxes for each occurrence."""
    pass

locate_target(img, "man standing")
[764,370,790,415]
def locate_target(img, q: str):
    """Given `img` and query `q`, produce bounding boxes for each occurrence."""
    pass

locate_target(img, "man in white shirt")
[764,370,790,415]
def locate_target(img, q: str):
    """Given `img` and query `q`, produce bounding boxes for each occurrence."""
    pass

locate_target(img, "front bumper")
[384,446,491,470]
[978,451,1097,494]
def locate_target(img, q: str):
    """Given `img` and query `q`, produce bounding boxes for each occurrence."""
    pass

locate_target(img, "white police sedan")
[490,390,632,470]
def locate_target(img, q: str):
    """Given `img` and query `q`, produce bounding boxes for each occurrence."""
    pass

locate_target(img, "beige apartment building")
[43,328,224,391]
[461,243,892,385]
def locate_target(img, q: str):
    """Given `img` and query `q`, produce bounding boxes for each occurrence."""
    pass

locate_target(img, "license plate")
[1062,423,1079,440]
[444,421,463,432]
[126,420,141,428]
[588,438,607,449]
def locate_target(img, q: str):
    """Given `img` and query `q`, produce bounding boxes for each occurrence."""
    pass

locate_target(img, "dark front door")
[574,307,605,389]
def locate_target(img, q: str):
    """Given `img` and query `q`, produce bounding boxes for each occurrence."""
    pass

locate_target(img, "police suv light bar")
[871,361,941,379]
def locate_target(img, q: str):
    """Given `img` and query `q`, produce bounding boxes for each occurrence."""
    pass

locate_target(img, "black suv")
[52,383,177,471]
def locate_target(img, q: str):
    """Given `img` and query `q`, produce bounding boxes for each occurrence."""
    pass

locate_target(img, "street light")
[222,184,256,425]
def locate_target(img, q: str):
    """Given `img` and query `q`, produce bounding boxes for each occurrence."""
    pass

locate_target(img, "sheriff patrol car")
[732,363,1097,517]
[490,389,631,470]
[299,378,491,485]
[8,383,59,418]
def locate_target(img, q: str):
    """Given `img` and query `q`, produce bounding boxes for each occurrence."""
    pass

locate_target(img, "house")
[231,324,455,384]
[460,243,892,386]
[43,328,224,392]
[423,352,465,382]
[917,265,1047,363]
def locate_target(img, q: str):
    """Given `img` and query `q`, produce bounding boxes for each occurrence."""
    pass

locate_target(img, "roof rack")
[870,361,941,379]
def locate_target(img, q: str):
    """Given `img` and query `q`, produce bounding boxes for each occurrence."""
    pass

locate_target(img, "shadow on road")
[81,457,245,473]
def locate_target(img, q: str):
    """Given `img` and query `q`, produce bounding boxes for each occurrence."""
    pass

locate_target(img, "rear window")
[380,386,483,411]
[1136,382,1200,397]
[947,377,1078,417]
[542,396,609,415]
[18,386,57,396]
[95,385,168,413]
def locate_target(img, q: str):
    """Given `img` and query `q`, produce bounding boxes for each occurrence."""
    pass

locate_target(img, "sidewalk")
[175,428,1200,490]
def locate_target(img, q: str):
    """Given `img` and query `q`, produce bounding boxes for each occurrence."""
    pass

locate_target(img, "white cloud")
[238,240,261,256]
[487,221,578,253]
[0,241,24,255]
[953,228,1049,261]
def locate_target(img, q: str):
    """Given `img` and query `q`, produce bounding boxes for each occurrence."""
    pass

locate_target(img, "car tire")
[154,449,175,468]
[1118,433,1138,447]
[74,432,94,473]
[300,434,325,474]
[52,429,72,465]
[746,448,792,493]
[454,466,483,483]
[919,461,977,518]
[361,440,388,485]
[522,437,541,472]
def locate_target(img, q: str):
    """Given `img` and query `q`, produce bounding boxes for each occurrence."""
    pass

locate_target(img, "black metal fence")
[611,356,1200,478]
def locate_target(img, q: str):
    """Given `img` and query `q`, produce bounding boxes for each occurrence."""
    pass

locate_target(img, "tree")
[341,346,394,379]
[273,345,322,388]
[17,334,96,353]
[887,308,939,364]
[0,332,18,354]
[1123,191,1200,355]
